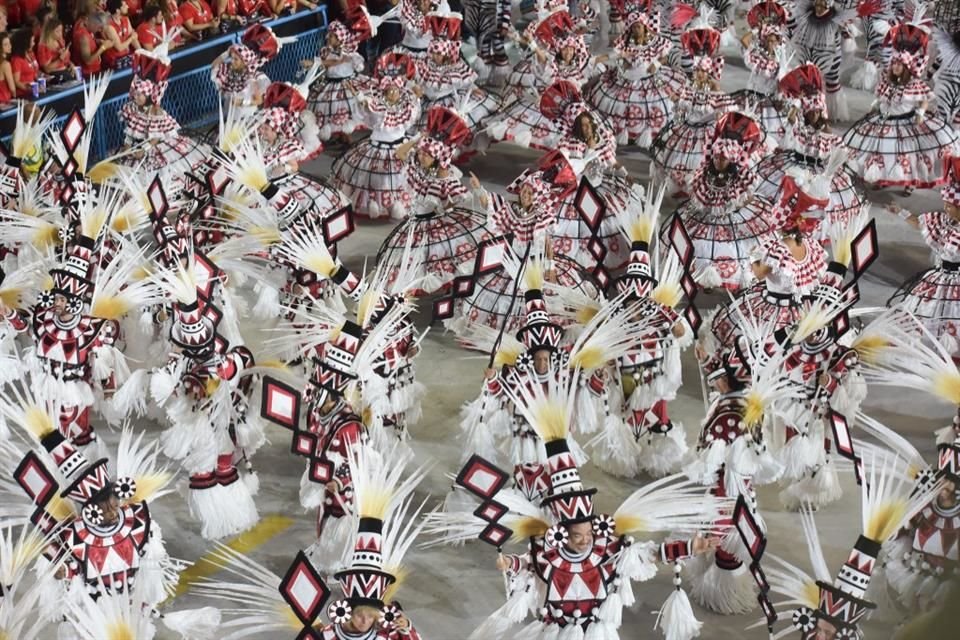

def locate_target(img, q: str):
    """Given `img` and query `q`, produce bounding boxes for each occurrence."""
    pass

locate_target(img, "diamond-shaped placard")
[206,164,231,196]
[829,410,854,460]
[734,495,766,563]
[261,377,302,430]
[456,455,510,500]
[147,177,168,218]
[758,591,778,629]
[473,499,508,523]
[454,275,474,297]
[432,296,454,321]
[668,214,694,268]
[684,304,702,337]
[292,431,317,458]
[587,237,606,262]
[850,219,879,280]
[309,459,334,484]
[14,452,57,508]
[60,109,86,152]
[194,252,223,300]
[323,207,355,245]
[478,522,513,548]
[279,550,331,627]
[593,267,610,290]
[474,235,511,276]
[750,561,770,593]
[574,179,605,232]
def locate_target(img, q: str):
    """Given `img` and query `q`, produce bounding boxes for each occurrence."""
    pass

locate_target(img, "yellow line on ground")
[170,515,296,598]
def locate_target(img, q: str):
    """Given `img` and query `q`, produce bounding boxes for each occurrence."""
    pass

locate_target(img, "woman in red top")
[179,0,217,38]
[102,0,138,68]
[37,17,74,78]
[136,4,164,49]
[9,28,39,97]
[72,0,109,77]
[124,0,143,21]
[0,33,15,105]
[159,0,187,45]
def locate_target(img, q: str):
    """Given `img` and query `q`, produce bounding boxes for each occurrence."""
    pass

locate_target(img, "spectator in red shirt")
[37,16,75,80]
[124,0,142,21]
[0,33,15,105]
[266,0,315,17]
[102,0,138,68]
[72,0,108,76]
[17,0,42,27]
[179,0,217,38]
[136,4,161,48]
[9,27,39,97]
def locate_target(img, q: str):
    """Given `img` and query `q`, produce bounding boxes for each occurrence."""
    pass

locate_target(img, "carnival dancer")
[843,19,959,194]
[376,105,491,294]
[664,111,777,292]
[886,160,960,358]
[148,253,262,540]
[304,16,374,143]
[789,0,858,122]
[545,80,631,273]
[733,0,791,142]
[462,0,510,87]
[650,22,735,196]
[764,446,943,639]
[485,6,574,150]
[586,4,684,148]
[331,52,421,220]
[427,367,726,640]
[415,5,500,143]
[447,153,600,337]
[194,444,426,638]
[753,61,867,232]
[687,326,790,615]
[588,184,694,478]
[117,45,210,178]
[707,169,829,349]
[932,25,960,127]
[386,0,436,66]
[210,23,290,119]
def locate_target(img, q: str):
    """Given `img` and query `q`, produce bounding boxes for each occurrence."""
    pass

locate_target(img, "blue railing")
[4,6,328,161]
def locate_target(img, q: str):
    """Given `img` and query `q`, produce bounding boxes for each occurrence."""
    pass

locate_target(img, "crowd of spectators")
[0,0,325,107]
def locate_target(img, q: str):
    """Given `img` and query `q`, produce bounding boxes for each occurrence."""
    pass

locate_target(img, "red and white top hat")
[50,235,96,300]
[540,437,597,524]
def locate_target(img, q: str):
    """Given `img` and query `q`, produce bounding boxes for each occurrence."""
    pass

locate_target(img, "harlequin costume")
[789,0,858,122]
[888,160,960,357]
[588,185,693,479]
[843,21,959,191]
[753,62,868,233]
[306,16,375,141]
[731,0,790,143]
[662,111,777,292]
[447,153,600,338]
[211,23,290,119]
[882,439,960,611]
[708,169,829,349]
[544,81,631,274]
[193,445,425,639]
[650,22,735,196]
[148,253,262,541]
[330,52,422,220]
[932,25,960,127]
[386,0,437,66]
[429,367,728,640]
[118,47,211,179]
[376,106,492,295]
[414,6,501,140]
[586,5,684,148]
[486,7,573,150]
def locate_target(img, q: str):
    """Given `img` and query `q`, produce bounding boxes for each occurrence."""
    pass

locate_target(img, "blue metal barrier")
[3,6,328,161]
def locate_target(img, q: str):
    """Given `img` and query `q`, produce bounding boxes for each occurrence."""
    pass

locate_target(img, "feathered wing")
[613,473,733,535]
[114,426,175,503]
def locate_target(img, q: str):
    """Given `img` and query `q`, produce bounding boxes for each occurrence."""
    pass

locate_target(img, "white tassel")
[110,368,150,417]
[588,414,641,478]
[162,608,222,639]
[657,587,702,640]
[252,283,281,319]
[188,480,259,540]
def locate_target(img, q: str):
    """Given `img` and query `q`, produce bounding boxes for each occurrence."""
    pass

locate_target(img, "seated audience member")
[179,0,217,38]
[0,32,15,105]
[72,0,109,77]
[37,16,75,80]
[102,0,138,68]
[9,27,39,97]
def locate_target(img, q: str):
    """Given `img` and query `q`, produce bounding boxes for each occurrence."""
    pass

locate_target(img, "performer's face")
[519,184,534,209]
[765,34,780,51]
[430,50,445,64]
[229,55,246,72]
[134,91,148,107]
[417,149,435,169]
[812,618,837,639]
[560,46,574,63]
[711,155,730,172]
[813,0,829,14]
[385,86,401,102]
[417,0,431,12]
[259,122,278,144]
[98,494,120,526]
[328,33,340,48]
[346,606,379,632]
[693,69,708,86]
[533,349,550,375]
[946,202,960,221]
[565,522,594,553]
[939,479,958,508]
[631,23,647,42]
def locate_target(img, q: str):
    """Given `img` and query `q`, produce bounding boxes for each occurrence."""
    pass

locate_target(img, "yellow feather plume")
[357,288,377,329]
[130,472,173,504]
[358,487,391,520]
[106,624,134,640]
[301,250,337,277]
[361,405,374,428]
[220,125,248,154]
[80,210,108,240]
[42,274,54,290]
[0,288,22,309]
[383,566,408,603]
[32,222,60,249]
[614,513,645,535]
[742,390,766,428]
[280,605,306,630]
[575,305,598,325]
[568,346,606,371]
[851,334,891,365]
[88,161,119,185]
[932,371,960,406]
[528,399,568,442]
[47,494,76,521]
[205,378,220,397]
[651,281,682,309]
[627,215,653,245]
[510,516,550,542]
[92,295,132,321]
[249,226,281,247]
[801,580,820,609]
[523,260,543,292]
[24,406,55,439]
[864,500,908,542]
[493,345,522,368]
